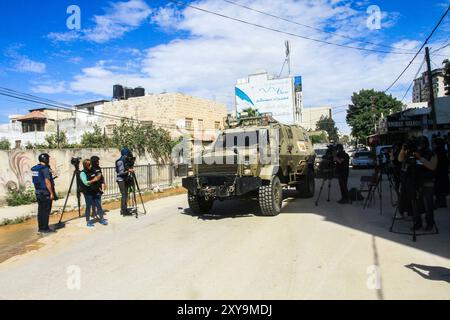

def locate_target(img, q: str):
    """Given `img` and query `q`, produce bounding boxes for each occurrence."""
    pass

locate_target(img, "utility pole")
[425,47,438,131]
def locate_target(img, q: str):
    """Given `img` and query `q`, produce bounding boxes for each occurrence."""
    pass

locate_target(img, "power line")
[400,57,426,102]
[175,1,420,55]
[0,88,178,129]
[223,0,417,54]
[384,5,450,93]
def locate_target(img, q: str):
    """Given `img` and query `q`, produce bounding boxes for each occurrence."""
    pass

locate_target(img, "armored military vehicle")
[182,113,316,216]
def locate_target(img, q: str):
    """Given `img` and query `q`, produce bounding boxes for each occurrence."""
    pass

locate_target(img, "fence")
[101,164,188,199]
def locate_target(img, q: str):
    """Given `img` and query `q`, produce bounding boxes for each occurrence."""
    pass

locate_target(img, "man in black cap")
[31,153,56,233]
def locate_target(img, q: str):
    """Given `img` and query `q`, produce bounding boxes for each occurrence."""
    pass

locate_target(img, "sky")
[0,0,449,133]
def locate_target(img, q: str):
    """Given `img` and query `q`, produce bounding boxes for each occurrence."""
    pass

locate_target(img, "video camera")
[124,153,136,169]
[71,157,82,168]
[317,145,336,179]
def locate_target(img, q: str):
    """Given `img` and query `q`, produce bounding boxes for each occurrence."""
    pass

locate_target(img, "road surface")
[0,170,449,300]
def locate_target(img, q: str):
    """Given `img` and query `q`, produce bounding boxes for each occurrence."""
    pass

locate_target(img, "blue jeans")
[84,193,104,222]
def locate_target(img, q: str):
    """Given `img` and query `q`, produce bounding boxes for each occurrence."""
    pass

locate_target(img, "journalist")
[433,138,449,208]
[90,156,106,218]
[333,144,351,204]
[116,148,134,216]
[80,159,108,228]
[31,153,56,234]
[413,137,438,230]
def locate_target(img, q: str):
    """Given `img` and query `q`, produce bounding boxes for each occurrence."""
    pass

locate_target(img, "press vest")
[31,164,53,194]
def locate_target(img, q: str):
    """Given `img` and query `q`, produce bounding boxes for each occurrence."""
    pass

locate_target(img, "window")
[185,118,193,130]
[198,119,203,130]
[106,124,116,135]
[215,121,221,130]
[22,121,45,133]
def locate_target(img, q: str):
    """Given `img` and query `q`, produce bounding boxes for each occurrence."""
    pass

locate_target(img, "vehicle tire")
[296,169,315,198]
[258,175,283,216]
[188,192,214,215]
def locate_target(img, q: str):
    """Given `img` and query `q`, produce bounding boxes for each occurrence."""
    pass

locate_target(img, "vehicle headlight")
[188,171,194,177]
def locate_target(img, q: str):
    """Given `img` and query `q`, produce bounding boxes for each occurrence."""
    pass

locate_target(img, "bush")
[6,187,37,207]
[0,139,10,150]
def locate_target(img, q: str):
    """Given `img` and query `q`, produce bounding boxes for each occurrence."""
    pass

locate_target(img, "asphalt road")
[0,170,449,300]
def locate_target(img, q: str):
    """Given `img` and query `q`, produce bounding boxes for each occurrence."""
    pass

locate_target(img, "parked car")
[314,147,329,171]
[351,151,376,169]
[375,145,393,166]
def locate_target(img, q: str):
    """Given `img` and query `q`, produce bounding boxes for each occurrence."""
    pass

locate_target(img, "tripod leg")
[315,179,326,206]
[58,172,76,224]
[390,205,399,232]
[132,173,147,214]
[327,180,331,202]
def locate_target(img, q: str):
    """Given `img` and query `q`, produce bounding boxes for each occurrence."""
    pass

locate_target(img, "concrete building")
[412,68,446,103]
[101,93,228,140]
[300,106,332,131]
[0,93,228,148]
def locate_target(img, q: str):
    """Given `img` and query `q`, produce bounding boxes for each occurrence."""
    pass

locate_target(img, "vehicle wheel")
[258,175,283,216]
[296,169,315,198]
[188,192,214,215]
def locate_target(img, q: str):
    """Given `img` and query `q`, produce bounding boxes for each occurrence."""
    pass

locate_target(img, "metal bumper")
[182,175,262,198]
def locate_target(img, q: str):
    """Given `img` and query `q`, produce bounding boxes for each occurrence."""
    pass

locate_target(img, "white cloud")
[5,45,47,74]
[32,81,67,94]
[15,57,47,74]
[64,0,449,132]
[48,0,152,43]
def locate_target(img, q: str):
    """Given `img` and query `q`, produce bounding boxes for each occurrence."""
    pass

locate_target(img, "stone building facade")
[101,93,228,139]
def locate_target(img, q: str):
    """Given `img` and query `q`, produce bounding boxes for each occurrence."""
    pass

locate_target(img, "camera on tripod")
[316,145,336,180]
[71,157,81,168]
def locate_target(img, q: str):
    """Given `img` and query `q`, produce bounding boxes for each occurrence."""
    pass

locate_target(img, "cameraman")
[116,148,134,216]
[400,137,438,230]
[333,144,351,204]
[31,153,56,234]
[80,159,107,228]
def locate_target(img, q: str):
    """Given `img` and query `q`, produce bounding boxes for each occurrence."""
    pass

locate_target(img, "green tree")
[310,132,328,145]
[443,59,450,96]
[45,131,69,149]
[80,125,112,148]
[339,135,350,146]
[112,120,176,164]
[346,89,403,143]
[240,108,259,117]
[0,138,10,150]
[316,116,339,142]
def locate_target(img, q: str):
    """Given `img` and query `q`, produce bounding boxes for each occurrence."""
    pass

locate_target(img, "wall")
[101,93,228,137]
[0,148,155,201]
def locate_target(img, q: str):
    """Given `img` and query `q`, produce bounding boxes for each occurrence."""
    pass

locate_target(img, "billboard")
[235,73,302,124]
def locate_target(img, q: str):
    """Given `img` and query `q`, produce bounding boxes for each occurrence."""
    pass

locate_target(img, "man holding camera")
[116,148,134,216]
[413,137,438,230]
[31,153,56,233]
[333,144,351,204]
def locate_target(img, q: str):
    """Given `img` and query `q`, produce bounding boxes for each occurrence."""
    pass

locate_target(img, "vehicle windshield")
[355,152,372,158]
[315,149,328,156]
[212,130,269,150]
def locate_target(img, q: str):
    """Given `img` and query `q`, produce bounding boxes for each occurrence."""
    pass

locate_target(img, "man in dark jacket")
[333,144,351,204]
[31,153,56,233]
[116,148,134,216]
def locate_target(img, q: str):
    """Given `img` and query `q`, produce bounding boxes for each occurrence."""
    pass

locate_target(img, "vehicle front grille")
[198,164,239,175]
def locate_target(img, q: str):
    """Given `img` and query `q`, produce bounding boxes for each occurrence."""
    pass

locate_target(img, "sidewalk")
[0,195,82,222]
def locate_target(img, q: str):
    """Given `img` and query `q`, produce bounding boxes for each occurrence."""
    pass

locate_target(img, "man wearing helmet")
[116,147,134,216]
[31,153,56,233]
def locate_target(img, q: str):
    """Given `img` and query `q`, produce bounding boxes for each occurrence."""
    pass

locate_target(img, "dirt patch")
[0,187,186,264]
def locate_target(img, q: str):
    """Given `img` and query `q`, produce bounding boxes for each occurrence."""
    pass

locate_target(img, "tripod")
[363,167,395,216]
[390,190,439,242]
[127,172,147,218]
[55,166,82,228]
[315,170,334,207]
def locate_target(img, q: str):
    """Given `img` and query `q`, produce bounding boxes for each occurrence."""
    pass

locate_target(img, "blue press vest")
[31,164,52,192]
